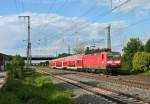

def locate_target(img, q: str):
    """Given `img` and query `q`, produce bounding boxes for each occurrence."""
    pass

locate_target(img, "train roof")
[50,51,121,62]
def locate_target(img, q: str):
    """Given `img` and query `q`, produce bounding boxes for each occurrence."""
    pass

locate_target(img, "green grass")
[144,70,150,75]
[119,68,131,75]
[0,73,77,104]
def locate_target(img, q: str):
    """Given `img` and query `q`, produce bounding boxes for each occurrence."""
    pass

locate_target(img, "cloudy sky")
[0,0,150,56]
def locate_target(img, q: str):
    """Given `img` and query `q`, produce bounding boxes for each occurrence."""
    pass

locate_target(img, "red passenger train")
[49,50,121,74]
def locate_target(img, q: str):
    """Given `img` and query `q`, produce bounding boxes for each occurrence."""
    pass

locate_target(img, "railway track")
[37,69,148,104]
[40,68,150,90]
[54,69,150,103]
[76,73,150,90]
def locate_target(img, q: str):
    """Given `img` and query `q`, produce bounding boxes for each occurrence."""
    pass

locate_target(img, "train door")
[76,60,83,68]
[101,54,105,66]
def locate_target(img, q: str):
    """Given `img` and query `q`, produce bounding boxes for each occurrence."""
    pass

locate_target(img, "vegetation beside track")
[133,52,150,73]
[0,73,76,104]
[122,38,150,74]
[0,55,77,104]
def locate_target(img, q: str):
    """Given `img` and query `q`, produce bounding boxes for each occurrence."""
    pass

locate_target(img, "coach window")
[77,60,81,64]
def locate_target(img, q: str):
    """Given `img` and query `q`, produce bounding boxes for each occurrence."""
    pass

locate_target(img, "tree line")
[122,38,150,73]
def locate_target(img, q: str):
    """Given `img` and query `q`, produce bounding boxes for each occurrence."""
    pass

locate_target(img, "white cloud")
[0,12,127,56]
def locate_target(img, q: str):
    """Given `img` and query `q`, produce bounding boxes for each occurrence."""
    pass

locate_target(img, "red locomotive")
[49,49,121,74]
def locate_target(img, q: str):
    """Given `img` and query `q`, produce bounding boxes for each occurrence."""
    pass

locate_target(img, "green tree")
[85,47,90,54]
[144,39,150,52]
[74,48,85,55]
[132,52,150,72]
[6,55,25,79]
[58,53,72,58]
[122,38,144,70]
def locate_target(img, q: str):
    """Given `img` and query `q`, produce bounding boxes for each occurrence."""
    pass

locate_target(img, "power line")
[47,0,131,54]
[113,16,150,40]
[38,1,105,43]
[53,0,68,13]
[32,0,58,47]
[38,0,98,41]
[21,0,25,12]
[111,17,150,50]
[53,0,132,38]
[36,0,68,41]
[48,0,57,12]
[33,0,131,53]
[14,0,18,10]
[128,17,150,28]
[93,0,132,20]
[17,0,25,12]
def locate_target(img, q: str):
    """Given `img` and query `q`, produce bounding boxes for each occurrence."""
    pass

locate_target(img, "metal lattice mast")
[107,25,111,50]
[19,16,31,68]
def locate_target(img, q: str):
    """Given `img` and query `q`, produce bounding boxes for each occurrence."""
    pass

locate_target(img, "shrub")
[25,76,50,87]
[6,55,25,79]
[122,38,144,70]
[0,73,77,104]
[132,52,150,72]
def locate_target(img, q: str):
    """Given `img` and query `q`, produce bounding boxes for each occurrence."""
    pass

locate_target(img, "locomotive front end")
[107,52,121,74]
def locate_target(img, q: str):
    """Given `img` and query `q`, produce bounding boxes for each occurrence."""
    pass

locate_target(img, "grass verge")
[119,68,131,75]
[144,70,150,75]
[0,72,77,104]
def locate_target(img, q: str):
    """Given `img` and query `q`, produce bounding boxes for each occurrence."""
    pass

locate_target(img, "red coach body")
[49,51,121,74]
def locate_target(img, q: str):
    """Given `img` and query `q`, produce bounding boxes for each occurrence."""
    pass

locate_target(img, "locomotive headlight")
[107,61,112,64]
[114,61,120,64]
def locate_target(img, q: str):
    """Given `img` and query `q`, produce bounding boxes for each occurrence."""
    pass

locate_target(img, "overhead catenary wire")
[36,0,101,54]
[32,0,68,54]
[33,0,59,48]
[39,0,132,53]
[36,0,69,41]
[111,17,150,49]
[112,16,150,40]
[22,0,131,53]
[14,0,19,10]
[18,0,25,12]
[38,0,100,41]
[53,0,68,13]
[112,31,150,49]
[39,1,109,39]
[53,0,132,38]
[93,0,132,20]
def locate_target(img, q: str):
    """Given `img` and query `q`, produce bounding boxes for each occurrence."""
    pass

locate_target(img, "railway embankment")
[38,68,150,104]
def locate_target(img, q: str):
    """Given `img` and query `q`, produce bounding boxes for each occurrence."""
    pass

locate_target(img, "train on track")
[49,49,121,75]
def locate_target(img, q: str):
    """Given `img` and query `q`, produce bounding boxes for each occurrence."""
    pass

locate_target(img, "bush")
[0,73,77,104]
[122,38,144,70]
[132,52,150,72]
[121,55,132,70]
[6,55,25,79]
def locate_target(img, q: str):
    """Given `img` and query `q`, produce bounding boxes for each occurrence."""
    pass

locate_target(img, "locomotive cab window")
[63,62,67,64]
[107,53,121,60]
